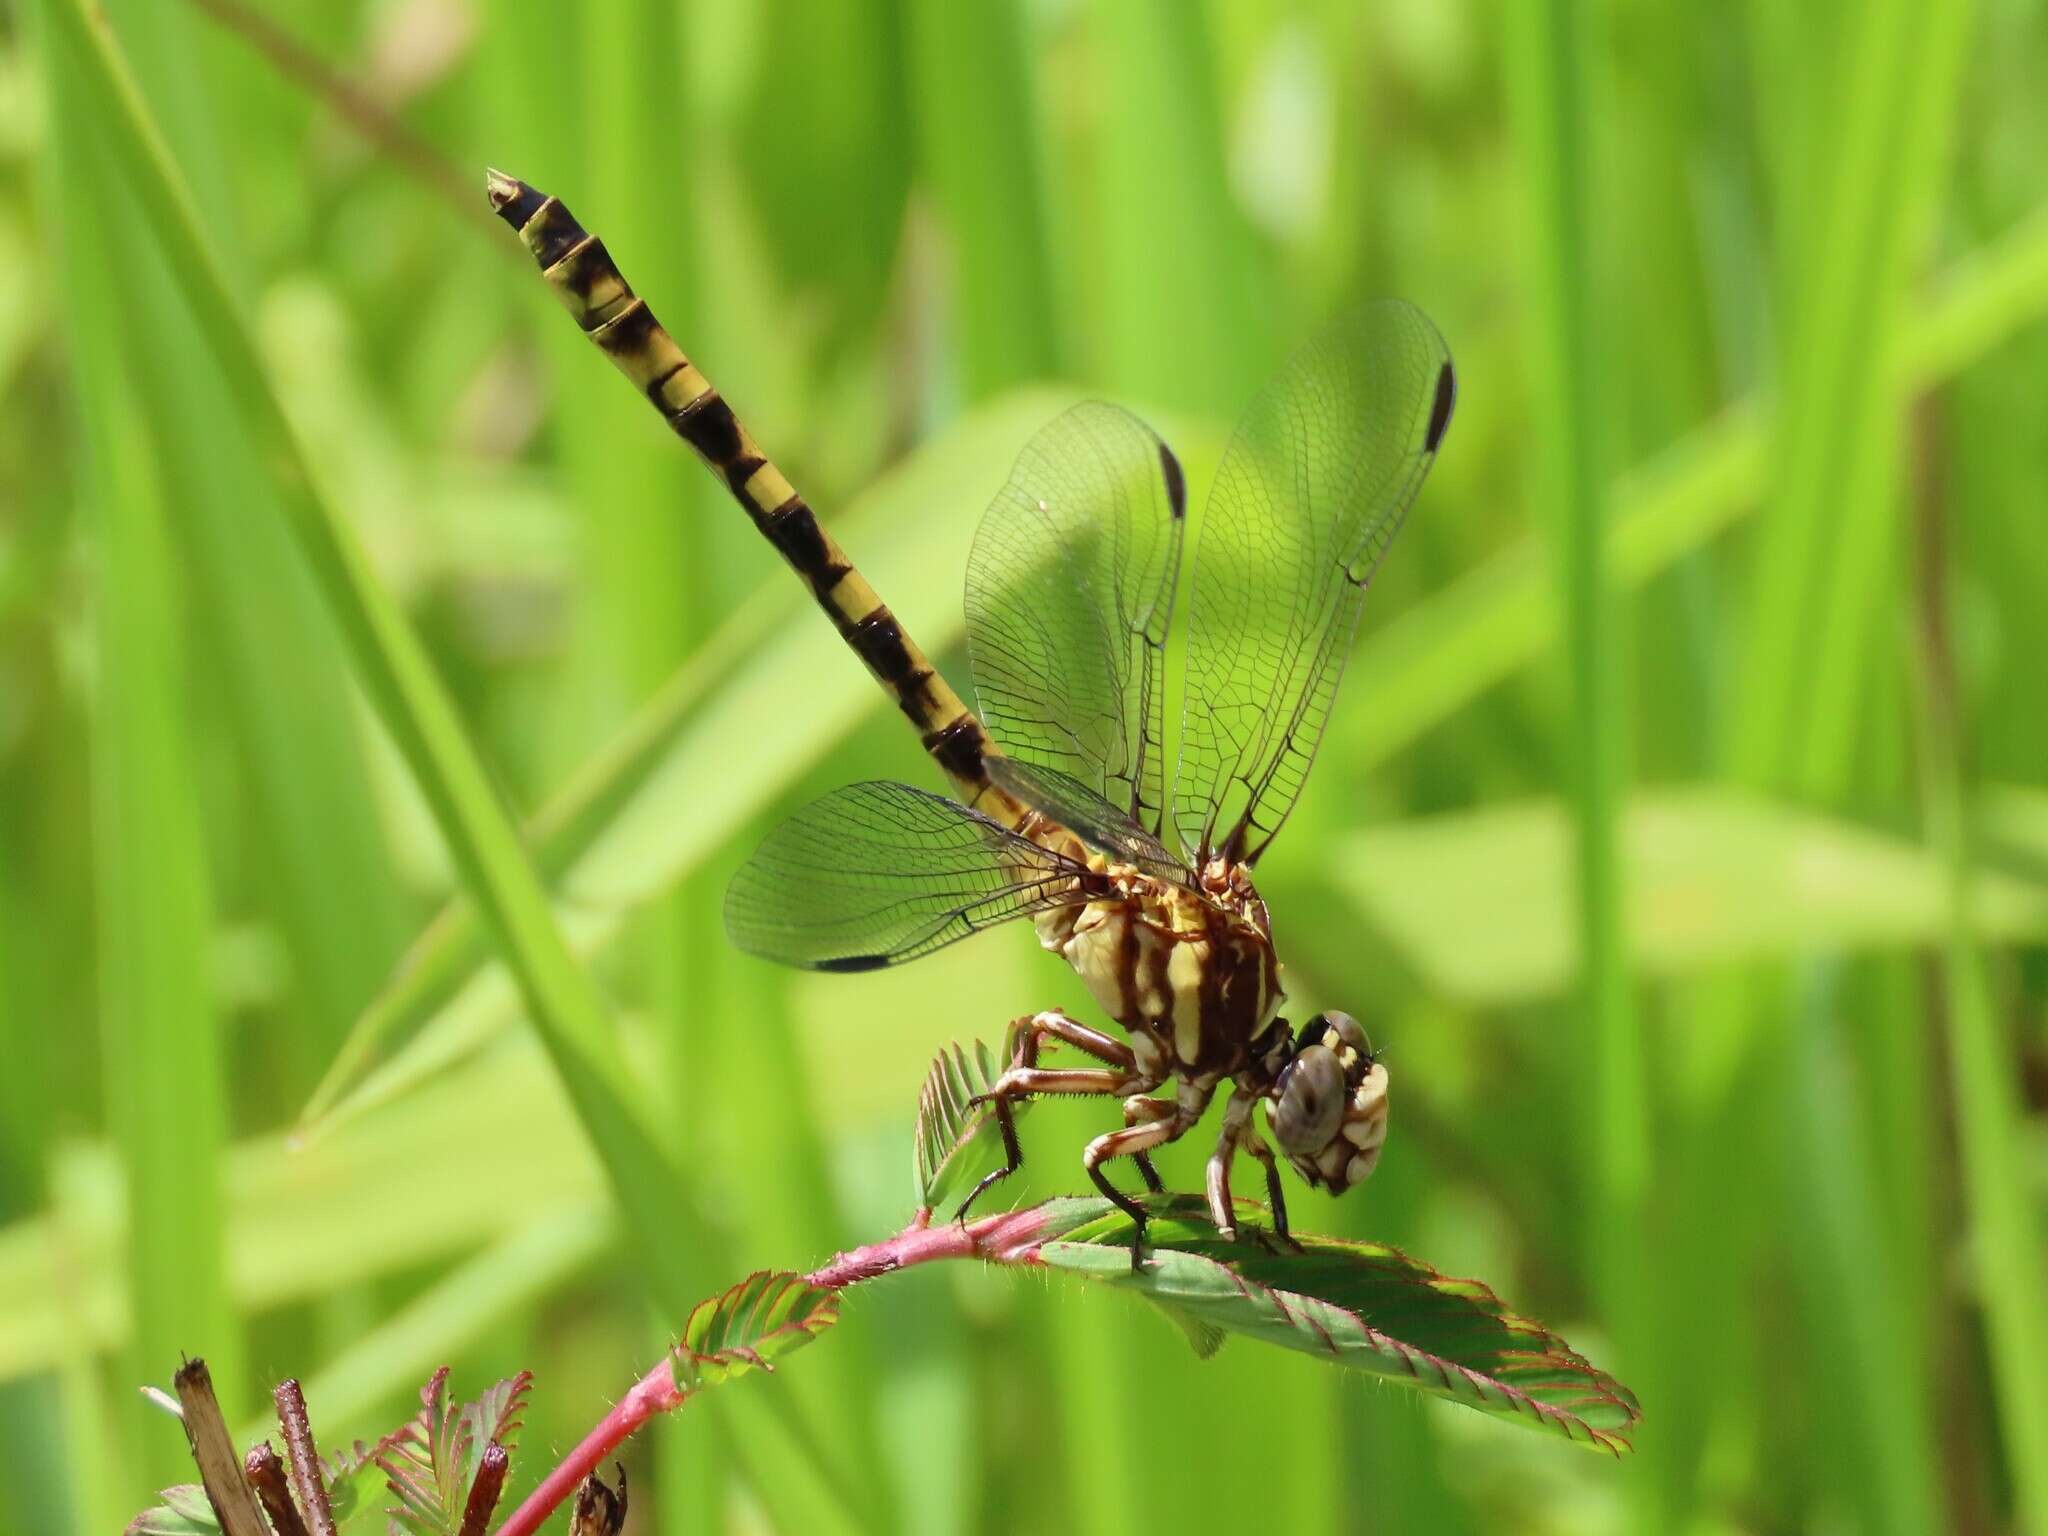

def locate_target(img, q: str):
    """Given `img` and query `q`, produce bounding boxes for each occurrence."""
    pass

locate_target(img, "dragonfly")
[489,171,1455,1266]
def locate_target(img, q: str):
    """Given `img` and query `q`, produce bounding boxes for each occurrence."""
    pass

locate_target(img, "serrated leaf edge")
[1030,1200,1640,1455]
[671,1271,840,1396]
[913,1035,1012,1209]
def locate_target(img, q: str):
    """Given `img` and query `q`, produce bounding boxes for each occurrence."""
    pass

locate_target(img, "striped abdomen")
[485,171,1001,808]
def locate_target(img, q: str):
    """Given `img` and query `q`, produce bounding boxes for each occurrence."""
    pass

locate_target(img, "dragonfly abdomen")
[485,172,1002,808]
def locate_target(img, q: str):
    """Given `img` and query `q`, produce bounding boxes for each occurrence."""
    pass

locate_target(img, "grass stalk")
[1914,407,2048,1536]
[1502,0,1646,1288]
[1730,0,1976,1529]
[36,3,239,1497]
[34,0,718,1326]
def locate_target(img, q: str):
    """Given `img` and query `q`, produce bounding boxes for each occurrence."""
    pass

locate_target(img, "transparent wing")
[986,755,1195,889]
[965,401,1188,837]
[1174,302,1455,865]
[724,780,1096,971]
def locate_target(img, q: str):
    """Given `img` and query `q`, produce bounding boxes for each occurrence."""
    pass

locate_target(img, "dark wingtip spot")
[817,954,890,973]
[1158,442,1187,519]
[1424,362,1456,453]
[484,171,547,232]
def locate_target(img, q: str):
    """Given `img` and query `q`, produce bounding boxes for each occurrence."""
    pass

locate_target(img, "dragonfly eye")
[1322,1010,1371,1060]
[1271,1047,1347,1157]
[1293,1014,1331,1056]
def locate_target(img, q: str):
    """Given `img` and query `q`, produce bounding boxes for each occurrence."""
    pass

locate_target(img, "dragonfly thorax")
[1033,857,1282,1079]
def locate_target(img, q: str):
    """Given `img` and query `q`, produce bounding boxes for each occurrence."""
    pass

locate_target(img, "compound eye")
[1271,1047,1347,1157]
[1322,1011,1370,1058]
[1292,1015,1328,1056]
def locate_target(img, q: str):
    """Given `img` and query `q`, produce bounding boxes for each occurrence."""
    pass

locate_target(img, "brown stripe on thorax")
[486,171,1016,815]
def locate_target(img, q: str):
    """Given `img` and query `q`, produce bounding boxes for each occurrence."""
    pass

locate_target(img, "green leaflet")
[1027,1197,1640,1455]
[911,1034,1024,1213]
[671,1272,840,1395]
[123,1486,219,1536]
[124,1444,374,1536]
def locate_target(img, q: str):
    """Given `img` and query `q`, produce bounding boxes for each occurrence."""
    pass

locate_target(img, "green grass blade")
[1091,0,1273,410]
[34,0,718,1324]
[1919,515,2048,1536]
[734,0,911,358]
[1735,0,1973,794]
[1334,788,2048,1004]
[1936,915,2048,1534]
[904,0,1061,398]
[229,1206,614,1449]
[1342,209,2048,778]
[36,8,238,1499]
[89,0,405,1082]
[1729,2,1976,1531]
[0,1047,606,1382]
[1501,0,1646,1284]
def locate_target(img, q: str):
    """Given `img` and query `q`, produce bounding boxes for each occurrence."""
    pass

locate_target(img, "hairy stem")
[491,1359,679,1536]
[491,1206,1050,1536]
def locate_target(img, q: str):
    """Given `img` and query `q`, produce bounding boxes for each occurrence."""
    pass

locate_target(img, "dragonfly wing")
[725,780,1095,971]
[986,754,1196,889]
[1173,302,1455,865]
[965,401,1188,839]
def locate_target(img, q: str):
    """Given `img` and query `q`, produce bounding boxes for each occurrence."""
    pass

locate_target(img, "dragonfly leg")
[1005,1009,1140,1071]
[1239,1126,1296,1248]
[1202,1086,1276,1242]
[1084,1123,1176,1270]
[1085,1089,1208,1272]
[1123,1094,1174,1192]
[957,1062,1153,1224]
[955,1091,1026,1226]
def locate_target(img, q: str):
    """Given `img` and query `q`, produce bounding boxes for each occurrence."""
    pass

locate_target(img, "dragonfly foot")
[1134,1152,1164,1193]
[954,1089,1024,1224]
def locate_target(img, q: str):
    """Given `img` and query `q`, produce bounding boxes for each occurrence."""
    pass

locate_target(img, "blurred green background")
[5,0,2048,1530]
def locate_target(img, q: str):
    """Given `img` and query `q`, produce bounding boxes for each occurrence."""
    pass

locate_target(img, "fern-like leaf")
[455,1370,531,1498]
[126,1446,377,1536]
[913,1033,1028,1211]
[375,1367,457,1534]
[670,1272,840,1395]
[125,1486,219,1536]
[376,1368,533,1535]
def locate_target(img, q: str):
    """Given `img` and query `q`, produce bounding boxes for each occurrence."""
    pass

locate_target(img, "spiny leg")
[956,1058,1151,1222]
[958,1091,1027,1224]
[1123,1094,1174,1193]
[954,1011,1155,1228]
[1204,1085,1291,1244]
[1239,1127,1294,1246]
[1085,1101,1203,1271]
[1004,1008,1141,1072]
[1203,1086,1258,1239]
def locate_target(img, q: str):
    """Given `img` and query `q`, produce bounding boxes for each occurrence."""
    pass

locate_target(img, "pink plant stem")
[490,1357,680,1536]
[489,1207,1050,1536]
[802,1206,1047,1288]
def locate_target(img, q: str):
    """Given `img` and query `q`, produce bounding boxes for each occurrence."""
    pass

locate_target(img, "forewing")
[1174,302,1454,864]
[985,755,1194,888]
[965,402,1188,836]
[725,780,1094,971]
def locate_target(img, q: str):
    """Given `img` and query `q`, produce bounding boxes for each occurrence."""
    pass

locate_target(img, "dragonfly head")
[1266,1011,1389,1195]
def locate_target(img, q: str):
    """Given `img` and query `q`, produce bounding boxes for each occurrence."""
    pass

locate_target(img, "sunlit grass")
[4,2,2046,1533]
